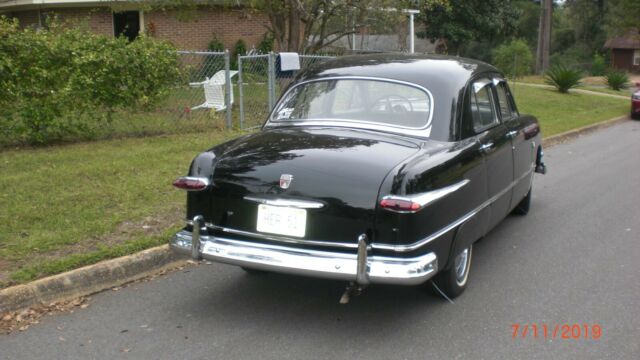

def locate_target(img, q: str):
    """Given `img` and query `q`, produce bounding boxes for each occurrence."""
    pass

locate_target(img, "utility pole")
[536,0,552,73]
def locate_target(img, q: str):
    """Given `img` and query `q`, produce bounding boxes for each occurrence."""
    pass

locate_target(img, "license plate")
[257,204,307,237]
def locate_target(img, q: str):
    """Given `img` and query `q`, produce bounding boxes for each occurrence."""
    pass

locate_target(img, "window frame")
[469,78,500,134]
[268,76,435,131]
[492,78,519,122]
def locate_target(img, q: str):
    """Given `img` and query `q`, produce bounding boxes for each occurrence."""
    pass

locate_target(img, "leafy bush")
[0,16,182,145]
[492,39,534,79]
[257,32,274,54]
[604,69,629,91]
[591,53,606,76]
[544,65,583,93]
[208,34,224,52]
[232,39,247,68]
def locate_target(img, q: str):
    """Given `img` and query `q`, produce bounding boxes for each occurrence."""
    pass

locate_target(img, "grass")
[0,85,631,288]
[511,85,629,136]
[0,131,242,286]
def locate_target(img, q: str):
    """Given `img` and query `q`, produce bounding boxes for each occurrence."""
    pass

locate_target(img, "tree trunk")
[287,2,302,52]
[536,0,552,73]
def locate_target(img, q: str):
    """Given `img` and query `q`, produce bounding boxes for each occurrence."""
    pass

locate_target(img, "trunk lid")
[209,127,421,245]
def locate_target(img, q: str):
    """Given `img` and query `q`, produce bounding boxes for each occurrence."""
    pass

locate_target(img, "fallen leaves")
[0,297,90,334]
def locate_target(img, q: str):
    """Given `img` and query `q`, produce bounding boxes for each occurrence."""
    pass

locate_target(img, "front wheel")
[432,245,473,299]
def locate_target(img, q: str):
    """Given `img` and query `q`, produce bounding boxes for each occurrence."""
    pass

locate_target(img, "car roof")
[298,53,500,90]
[294,53,503,141]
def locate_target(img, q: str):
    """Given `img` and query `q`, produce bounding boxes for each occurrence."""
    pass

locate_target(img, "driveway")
[1,119,639,359]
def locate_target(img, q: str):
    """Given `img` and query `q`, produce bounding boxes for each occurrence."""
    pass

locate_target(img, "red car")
[632,83,640,119]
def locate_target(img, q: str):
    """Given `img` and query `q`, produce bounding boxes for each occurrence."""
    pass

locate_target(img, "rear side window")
[494,81,516,121]
[470,80,498,132]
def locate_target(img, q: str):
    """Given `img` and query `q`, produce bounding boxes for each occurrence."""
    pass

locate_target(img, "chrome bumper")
[170,229,438,286]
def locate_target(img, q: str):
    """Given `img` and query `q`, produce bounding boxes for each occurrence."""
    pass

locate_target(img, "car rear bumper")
[170,229,438,286]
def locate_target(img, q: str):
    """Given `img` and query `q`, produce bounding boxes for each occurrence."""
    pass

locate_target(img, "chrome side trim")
[243,196,325,209]
[184,169,533,254]
[381,179,470,209]
[371,168,534,252]
[170,230,438,286]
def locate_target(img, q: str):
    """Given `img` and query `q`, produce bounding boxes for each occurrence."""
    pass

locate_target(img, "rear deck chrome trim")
[243,196,325,209]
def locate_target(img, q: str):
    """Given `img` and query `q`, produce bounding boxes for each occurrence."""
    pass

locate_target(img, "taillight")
[379,197,421,212]
[172,176,210,191]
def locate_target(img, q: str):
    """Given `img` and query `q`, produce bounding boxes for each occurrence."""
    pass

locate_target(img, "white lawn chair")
[189,70,238,111]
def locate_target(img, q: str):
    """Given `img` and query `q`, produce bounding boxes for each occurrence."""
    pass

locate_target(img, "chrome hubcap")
[454,247,471,285]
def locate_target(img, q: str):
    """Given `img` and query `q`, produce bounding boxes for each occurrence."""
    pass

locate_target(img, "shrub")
[544,65,583,93]
[0,16,182,145]
[591,53,606,76]
[208,34,224,52]
[232,39,247,68]
[492,39,534,79]
[604,69,629,91]
[257,32,274,54]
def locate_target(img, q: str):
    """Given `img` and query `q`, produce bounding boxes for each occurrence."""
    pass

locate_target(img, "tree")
[535,0,552,73]
[417,0,518,54]
[605,0,640,36]
[248,0,420,53]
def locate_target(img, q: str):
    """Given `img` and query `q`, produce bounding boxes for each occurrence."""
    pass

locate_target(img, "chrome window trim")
[243,196,325,209]
[265,76,434,137]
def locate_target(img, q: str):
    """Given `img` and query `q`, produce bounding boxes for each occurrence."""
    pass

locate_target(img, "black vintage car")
[170,54,547,301]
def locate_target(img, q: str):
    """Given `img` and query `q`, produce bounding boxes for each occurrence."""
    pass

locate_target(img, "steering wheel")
[370,95,413,113]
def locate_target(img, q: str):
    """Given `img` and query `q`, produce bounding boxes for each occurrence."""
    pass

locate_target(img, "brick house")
[0,0,271,51]
[604,30,640,73]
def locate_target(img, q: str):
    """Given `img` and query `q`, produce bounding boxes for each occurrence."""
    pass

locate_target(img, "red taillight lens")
[379,198,421,212]
[172,177,210,191]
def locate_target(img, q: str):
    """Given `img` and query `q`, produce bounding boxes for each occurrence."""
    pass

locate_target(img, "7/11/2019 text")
[511,323,602,340]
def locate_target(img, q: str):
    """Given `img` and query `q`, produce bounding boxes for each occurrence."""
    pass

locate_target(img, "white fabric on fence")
[279,52,300,71]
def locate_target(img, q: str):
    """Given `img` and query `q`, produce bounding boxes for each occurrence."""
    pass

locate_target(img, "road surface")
[2,119,640,359]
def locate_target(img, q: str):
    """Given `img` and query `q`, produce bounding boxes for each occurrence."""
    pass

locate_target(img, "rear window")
[270,78,432,129]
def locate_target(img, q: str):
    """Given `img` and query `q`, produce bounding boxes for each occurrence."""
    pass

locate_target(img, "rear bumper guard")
[170,227,437,286]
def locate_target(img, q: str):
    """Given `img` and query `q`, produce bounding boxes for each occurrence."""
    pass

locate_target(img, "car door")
[470,78,514,230]
[494,79,532,204]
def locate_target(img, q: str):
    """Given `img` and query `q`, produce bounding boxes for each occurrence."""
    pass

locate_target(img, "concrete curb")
[0,115,630,314]
[542,115,629,148]
[0,245,186,314]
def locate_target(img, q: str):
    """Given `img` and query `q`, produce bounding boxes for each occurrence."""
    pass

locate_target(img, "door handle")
[506,130,518,139]
[479,142,494,153]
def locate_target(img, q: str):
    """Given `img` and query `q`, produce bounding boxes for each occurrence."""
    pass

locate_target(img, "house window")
[634,50,640,66]
[113,11,140,41]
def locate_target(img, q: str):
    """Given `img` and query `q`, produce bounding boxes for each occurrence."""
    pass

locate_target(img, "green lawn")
[511,85,629,136]
[0,85,630,287]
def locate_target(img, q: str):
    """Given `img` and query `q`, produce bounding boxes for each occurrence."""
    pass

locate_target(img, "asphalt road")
[2,120,640,360]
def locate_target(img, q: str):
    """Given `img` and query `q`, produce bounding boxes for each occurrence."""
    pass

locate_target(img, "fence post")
[238,55,244,129]
[224,49,232,128]
[267,51,276,111]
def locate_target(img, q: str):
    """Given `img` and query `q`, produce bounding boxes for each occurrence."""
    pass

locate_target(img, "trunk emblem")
[279,174,293,189]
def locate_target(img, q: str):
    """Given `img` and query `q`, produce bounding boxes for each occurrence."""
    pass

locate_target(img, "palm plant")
[544,65,583,93]
[604,69,629,91]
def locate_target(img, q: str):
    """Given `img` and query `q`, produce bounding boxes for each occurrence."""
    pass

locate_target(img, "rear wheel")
[512,188,532,215]
[432,245,473,299]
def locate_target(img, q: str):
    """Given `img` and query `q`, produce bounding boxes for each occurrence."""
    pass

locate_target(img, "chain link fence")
[236,53,335,129]
[155,51,335,131]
